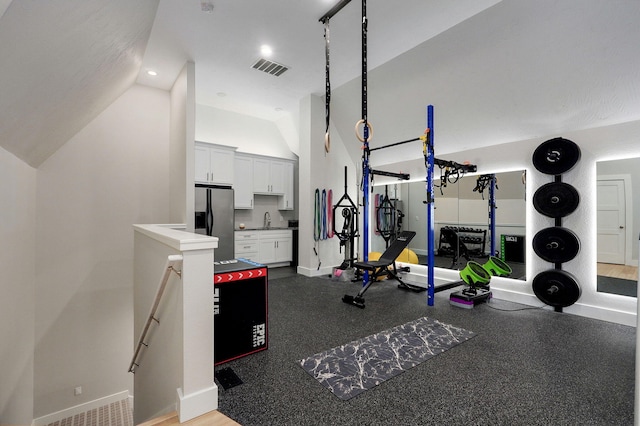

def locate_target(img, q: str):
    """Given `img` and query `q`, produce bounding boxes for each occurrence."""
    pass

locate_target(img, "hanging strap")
[324,19,331,153]
[374,193,380,235]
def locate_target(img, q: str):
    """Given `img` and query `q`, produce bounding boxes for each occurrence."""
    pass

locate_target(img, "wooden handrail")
[129,255,183,373]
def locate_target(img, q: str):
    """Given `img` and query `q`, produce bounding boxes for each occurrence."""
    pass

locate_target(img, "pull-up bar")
[368,137,422,152]
[371,169,410,180]
[319,0,352,23]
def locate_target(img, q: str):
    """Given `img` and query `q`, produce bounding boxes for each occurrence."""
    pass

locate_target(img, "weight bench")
[440,228,471,268]
[343,231,424,308]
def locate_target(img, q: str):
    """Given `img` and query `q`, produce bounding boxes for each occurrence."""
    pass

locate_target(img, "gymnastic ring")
[354,119,374,143]
[325,132,330,153]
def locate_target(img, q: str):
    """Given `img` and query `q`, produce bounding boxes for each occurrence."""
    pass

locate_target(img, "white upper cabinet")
[194,142,235,185]
[233,154,254,209]
[253,157,286,195]
[269,160,286,194]
[195,145,296,210]
[278,161,294,210]
[252,158,271,194]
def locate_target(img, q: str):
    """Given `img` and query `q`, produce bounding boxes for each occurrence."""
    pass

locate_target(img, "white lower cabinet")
[234,232,259,261]
[234,230,292,265]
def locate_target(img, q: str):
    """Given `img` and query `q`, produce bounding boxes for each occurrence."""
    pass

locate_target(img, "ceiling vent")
[251,58,289,77]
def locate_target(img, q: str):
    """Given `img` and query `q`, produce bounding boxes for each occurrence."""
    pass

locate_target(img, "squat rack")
[320,1,477,306]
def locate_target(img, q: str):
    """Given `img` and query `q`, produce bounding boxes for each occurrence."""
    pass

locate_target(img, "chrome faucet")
[264,211,271,229]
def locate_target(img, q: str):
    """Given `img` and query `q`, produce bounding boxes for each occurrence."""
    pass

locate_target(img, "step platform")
[449,286,492,309]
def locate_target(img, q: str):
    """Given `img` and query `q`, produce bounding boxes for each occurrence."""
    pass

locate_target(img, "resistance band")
[314,188,333,241]
[314,189,321,242]
[327,189,334,238]
[314,189,322,270]
[321,189,328,239]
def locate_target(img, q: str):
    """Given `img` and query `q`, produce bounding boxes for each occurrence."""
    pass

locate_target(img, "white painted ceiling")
[0,0,499,167]
[1,0,639,168]
[0,0,158,168]
[137,0,501,121]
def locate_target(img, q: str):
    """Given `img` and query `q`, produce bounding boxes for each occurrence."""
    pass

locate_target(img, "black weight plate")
[533,182,580,218]
[532,269,581,308]
[532,137,581,175]
[532,227,581,263]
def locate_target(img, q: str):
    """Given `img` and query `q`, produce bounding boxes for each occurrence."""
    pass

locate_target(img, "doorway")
[597,178,626,264]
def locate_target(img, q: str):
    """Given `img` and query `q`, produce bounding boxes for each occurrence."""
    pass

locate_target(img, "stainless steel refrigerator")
[195,184,235,261]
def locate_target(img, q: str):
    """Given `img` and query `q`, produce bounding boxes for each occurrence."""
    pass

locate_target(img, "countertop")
[235,227,298,231]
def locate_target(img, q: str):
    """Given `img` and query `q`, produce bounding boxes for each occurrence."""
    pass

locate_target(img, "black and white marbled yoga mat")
[299,317,475,400]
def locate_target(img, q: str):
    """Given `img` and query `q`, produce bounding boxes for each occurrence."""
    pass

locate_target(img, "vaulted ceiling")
[1,0,639,168]
[0,0,159,167]
[0,0,499,167]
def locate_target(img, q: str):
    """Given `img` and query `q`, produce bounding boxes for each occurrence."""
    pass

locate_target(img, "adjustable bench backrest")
[378,231,416,264]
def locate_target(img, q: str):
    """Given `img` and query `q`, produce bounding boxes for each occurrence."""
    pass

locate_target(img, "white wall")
[33,84,171,417]
[365,121,640,325]
[132,232,183,423]
[0,147,36,424]
[235,195,296,230]
[195,104,297,160]
[298,94,359,276]
[472,122,640,326]
[170,62,195,228]
[314,0,640,325]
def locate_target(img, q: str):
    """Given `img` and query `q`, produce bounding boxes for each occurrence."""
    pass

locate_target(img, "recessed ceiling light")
[260,45,273,57]
[200,1,214,13]
[146,70,158,76]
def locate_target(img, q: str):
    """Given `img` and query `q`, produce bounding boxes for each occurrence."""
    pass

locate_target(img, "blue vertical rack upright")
[361,0,370,285]
[426,105,435,306]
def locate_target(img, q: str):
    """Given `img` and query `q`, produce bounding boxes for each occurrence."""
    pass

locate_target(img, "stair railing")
[129,254,183,373]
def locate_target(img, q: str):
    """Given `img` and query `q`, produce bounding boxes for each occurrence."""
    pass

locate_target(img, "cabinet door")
[194,144,211,183]
[278,162,294,210]
[234,155,254,209]
[258,239,277,264]
[270,161,285,194]
[275,237,292,262]
[209,147,235,185]
[253,158,271,193]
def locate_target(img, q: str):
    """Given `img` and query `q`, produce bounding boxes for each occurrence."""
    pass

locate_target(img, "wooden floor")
[138,410,240,426]
[597,262,638,281]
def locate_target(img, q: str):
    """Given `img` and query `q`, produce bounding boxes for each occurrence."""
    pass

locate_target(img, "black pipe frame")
[368,137,422,152]
[370,169,410,180]
[319,0,352,23]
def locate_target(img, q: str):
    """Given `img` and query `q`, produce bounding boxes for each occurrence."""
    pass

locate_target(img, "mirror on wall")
[371,170,527,280]
[596,158,639,297]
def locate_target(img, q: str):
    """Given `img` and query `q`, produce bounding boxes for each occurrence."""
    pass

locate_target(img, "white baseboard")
[177,385,218,423]
[296,265,335,277]
[32,390,130,426]
[266,261,291,268]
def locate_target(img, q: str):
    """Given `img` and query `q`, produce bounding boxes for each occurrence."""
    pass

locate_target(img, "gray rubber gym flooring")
[215,271,635,426]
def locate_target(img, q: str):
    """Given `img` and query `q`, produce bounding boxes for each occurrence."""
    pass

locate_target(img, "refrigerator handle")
[207,189,214,235]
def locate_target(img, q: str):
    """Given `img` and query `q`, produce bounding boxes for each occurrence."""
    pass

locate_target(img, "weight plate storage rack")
[531,137,582,310]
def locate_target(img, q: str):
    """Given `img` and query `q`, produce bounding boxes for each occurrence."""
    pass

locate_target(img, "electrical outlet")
[74,386,82,396]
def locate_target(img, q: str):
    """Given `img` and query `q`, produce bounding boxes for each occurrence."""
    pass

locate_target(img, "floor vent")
[251,58,289,76]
